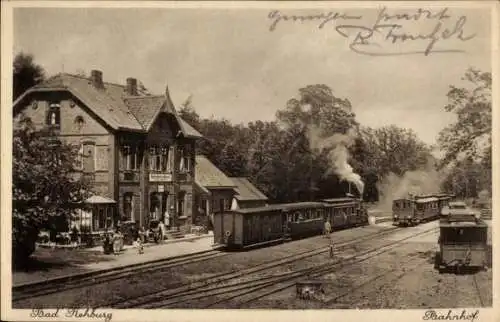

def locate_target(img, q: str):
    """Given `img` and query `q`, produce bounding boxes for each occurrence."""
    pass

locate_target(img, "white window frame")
[124,145,137,171]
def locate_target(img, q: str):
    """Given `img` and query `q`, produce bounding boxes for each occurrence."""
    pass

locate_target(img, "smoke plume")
[375,159,446,213]
[307,126,365,196]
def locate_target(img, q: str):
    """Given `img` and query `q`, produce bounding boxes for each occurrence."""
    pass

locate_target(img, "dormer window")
[46,103,61,126]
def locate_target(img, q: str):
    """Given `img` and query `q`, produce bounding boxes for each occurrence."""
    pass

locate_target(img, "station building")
[13,70,202,236]
[193,155,237,225]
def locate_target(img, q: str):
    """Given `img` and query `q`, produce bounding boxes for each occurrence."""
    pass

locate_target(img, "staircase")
[165,230,184,239]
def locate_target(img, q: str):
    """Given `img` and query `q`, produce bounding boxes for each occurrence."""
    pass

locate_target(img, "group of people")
[103,228,124,255]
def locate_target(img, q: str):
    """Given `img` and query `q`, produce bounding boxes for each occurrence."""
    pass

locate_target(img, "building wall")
[15,91,198,233]
[14,92,114,199]
[208,189,235,214]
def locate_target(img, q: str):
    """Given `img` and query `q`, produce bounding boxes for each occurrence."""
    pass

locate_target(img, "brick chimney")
[126,78,138,96]
[91,70,104,89]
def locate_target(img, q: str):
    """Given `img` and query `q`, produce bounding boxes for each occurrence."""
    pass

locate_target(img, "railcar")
[393,193,452,226]
[435,209,488,273]
[322,198,368,229]
[283,202,326,240]
[213,196,367,249]
[213,204,284,249]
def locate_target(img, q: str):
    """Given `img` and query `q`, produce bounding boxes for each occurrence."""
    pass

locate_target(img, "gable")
[147,113,177,141]
[14,91,110,135]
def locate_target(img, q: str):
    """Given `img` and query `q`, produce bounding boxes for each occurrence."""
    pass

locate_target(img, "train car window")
[442,227,485,244]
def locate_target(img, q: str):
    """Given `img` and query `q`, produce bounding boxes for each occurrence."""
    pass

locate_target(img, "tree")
[361,125,432,177]
[276,84,361,200]
[13,116,93,264]
[438,68,492,196]
[438,68,492,166]
[13,52,46,101]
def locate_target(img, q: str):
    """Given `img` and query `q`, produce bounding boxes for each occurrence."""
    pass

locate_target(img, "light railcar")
[213,197,368,249]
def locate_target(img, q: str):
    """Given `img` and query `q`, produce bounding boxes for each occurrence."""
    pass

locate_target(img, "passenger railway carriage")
[213,197,368,249]
[435,209,488,273]
[392,193,452,226]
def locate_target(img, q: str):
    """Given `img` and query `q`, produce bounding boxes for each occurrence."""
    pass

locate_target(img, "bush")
[12,219,38,266]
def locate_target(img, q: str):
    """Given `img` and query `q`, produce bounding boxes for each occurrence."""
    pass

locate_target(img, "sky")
[13,5,492,146]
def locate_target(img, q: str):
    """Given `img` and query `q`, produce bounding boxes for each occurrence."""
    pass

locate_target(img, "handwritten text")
[267,7,476,56]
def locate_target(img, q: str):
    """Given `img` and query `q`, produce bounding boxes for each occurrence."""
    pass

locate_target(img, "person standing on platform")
[165,209,171,231]
[324,220,332,238]
[112,228,123,255]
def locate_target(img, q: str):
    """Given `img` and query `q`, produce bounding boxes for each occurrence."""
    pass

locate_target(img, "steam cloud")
[307,126,365,196]
[375,159,446,213]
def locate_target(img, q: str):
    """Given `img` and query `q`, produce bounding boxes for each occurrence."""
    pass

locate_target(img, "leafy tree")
[13,52,46,101]
[438,68,492,166]
[438,68,492,196]
[13,116,93,264]
[361,125,432,177]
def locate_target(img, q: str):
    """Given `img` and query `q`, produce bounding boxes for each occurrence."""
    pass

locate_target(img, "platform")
[13,233,215,287]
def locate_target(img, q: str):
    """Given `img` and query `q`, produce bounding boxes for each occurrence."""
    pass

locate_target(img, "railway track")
[323,248,434,307]
[472,274,485,307]
[202,227,438,309]
[12,249,226,302]
[107,226,403,308]
[113,226,435,309]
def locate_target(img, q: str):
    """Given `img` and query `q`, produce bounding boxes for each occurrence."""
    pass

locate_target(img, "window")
[150,193,161,220]
[178,192,186,217]
[76,145,84,170]
[149,146,168,171]
[123,192,134,221]
[74,116,85,131]
[82,142,95,173]
[179,145,191,172]
[46,103,61,126]
[161,147,169,171]
[223,198,231,210]
[106,208,113,228]
[98,208,106,229]
[123,145,137,170]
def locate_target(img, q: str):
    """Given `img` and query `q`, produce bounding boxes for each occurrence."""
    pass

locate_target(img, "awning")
[85,195,116,204]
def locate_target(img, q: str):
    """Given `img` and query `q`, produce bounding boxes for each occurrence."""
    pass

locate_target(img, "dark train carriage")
[282,202,325,239]
[213,205,284,249]
[436,212,488,273]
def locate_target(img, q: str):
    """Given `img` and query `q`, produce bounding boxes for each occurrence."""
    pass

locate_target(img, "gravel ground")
[13,224,389,308]
[242,221,493,309]
[14,221,492,310]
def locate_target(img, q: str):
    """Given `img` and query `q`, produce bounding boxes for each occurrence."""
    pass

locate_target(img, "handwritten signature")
[268,7,476,56]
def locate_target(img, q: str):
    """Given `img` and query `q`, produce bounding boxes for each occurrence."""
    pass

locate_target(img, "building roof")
[195,155,236,189]
[86,195,116,204]
[14,73,202,138]
[322,197,356,204]
[415,197,438,203]
[230,177,268,201]
[449,201,467,207]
